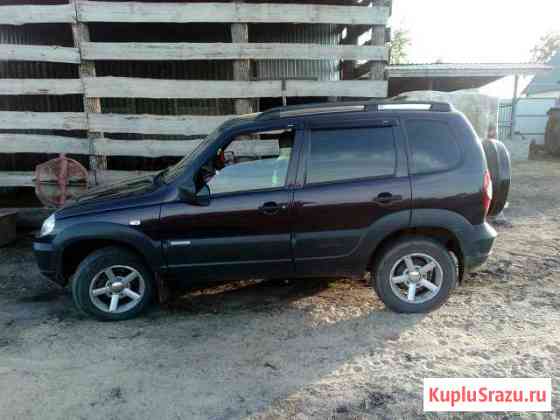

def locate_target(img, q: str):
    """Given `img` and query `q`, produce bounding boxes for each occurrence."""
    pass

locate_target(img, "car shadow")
[139,277,428,418]
[160,277,340,315]
[3,275,427,419]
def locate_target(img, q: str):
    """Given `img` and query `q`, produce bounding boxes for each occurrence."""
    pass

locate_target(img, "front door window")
[204,129,295,195]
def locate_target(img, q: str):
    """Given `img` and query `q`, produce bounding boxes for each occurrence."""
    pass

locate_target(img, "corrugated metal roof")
[524,51,560,95]
[387,63,552,78]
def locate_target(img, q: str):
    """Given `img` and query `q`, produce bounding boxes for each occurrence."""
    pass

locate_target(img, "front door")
[160,125,302,282]
[292,118,412,277]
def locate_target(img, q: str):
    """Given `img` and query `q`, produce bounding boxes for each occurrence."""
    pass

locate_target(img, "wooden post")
[231,1,254,115]
[510,74,520,139]
[70,0,106,184]
[369,0,388,90]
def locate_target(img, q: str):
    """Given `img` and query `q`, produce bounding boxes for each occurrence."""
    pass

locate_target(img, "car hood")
[77,174,156,202]
[56,174,164,218]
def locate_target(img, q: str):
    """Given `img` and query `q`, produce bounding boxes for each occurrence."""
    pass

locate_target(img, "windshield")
[162,127,223,184]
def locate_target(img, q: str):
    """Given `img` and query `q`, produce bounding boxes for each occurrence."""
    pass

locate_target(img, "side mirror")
[196,184,211,207]
[178,183,211,207]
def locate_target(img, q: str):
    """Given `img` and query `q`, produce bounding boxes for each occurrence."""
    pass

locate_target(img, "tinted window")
[208,157,290,195]
[207,130,293,195]
[307,127,396,184]
[406,120,461,174]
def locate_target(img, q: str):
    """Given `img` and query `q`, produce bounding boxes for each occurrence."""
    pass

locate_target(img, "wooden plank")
[81,42,387,61]
[0,134,89,154]
[286,80,387,97]
[0,112,87,131]
[77,1,390,25]
[0,4,76,25]
[0,172,35,187]
[0,45,81,64]
[0,133,278,158]
[84,77,389,99]
[88,113,232,136]
[0,171,154,187]
[94,138,191,157]
[385,64,554,78]
[84,78,278,98]
[0,79,84,96]
[95,138,279,158]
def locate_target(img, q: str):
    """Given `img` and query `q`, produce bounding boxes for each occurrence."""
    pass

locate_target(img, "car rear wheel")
[72,246,154,321]
[372,237,457,313]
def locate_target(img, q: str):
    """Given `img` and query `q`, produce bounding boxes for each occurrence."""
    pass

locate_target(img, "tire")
[372,237,457,313]
[482,139,511,216]
[72,246,154,321]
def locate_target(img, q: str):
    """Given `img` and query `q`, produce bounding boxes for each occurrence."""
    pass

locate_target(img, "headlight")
[40,214,56,237]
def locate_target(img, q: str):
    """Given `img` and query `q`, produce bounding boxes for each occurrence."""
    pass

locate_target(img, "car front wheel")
[373,237,457,313]
[72,246,154,321]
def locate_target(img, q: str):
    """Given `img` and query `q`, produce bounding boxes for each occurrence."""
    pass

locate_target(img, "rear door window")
[405,120,461,174]
[306,126,396,184]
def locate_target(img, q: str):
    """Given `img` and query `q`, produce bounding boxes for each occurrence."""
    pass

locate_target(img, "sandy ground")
[1,160,560,420]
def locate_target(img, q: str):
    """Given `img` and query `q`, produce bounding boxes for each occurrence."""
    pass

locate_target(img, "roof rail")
[369,102,452,112]
[279,105,365,118]
[257,102,367,121]
[256,100,452,121]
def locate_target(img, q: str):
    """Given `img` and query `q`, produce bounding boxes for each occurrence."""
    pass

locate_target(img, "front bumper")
[462,222,497,272]
[33,241,63,285]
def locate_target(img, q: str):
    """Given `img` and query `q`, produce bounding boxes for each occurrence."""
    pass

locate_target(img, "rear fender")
[355,209,476,273]
[349,210,412,272]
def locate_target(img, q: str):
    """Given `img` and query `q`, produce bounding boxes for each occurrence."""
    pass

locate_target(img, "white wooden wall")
[0,0,390,186]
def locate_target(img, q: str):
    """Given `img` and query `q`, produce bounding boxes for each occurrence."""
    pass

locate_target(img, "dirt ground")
[1,160,559,420]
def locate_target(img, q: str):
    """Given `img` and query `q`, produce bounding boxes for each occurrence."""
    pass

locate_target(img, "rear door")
[292,117,411,277]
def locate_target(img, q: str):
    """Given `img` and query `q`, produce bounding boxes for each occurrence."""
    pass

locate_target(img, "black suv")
[33,101,508,321]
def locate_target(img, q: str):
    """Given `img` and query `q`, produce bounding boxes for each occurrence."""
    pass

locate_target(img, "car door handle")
[374,193,403,205]
[259,201,283,215]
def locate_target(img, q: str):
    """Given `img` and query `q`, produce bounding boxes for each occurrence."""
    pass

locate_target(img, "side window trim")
[299,124,399,188]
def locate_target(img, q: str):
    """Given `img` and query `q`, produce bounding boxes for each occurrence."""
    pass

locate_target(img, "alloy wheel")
[88,265,146,314]
[389,253,443,304]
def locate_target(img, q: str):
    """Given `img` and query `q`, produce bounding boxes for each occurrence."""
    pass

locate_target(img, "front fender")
[53,222,165,277]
